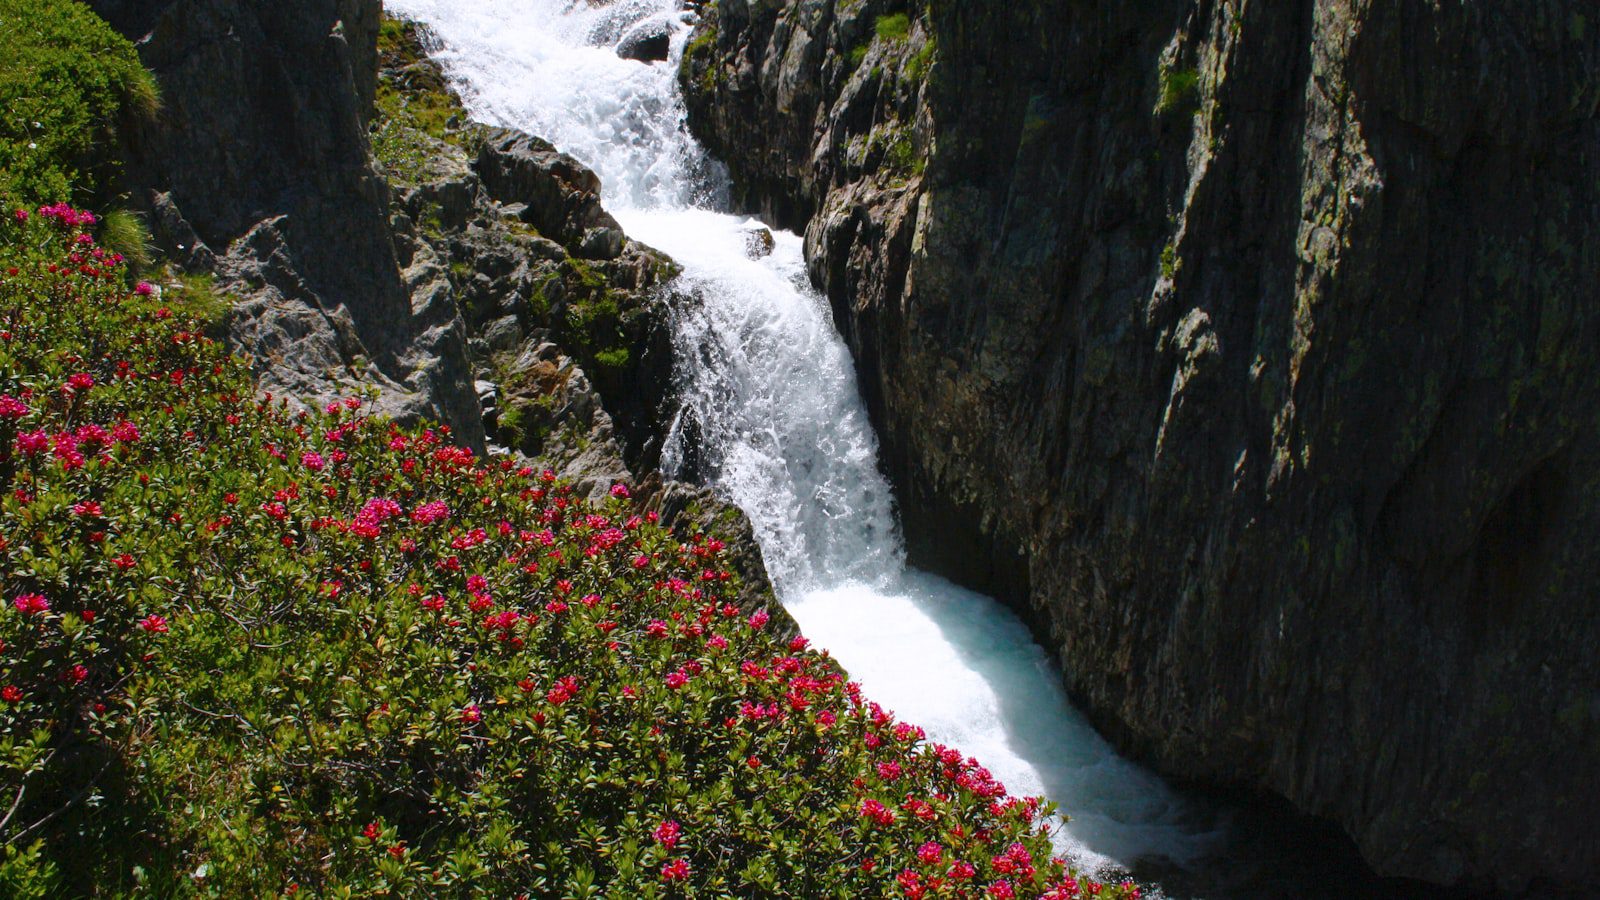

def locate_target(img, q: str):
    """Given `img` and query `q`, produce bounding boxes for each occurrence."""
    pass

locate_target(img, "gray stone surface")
[684,0,1600,891]
[94,0,486,447]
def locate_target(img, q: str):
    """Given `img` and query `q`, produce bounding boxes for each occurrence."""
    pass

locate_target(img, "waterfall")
[386,0,1228,888]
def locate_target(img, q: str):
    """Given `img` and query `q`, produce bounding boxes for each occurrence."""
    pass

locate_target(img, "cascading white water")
[388,0,1228,886]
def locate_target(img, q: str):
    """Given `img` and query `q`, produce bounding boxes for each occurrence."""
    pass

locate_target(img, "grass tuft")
[98,208,154,272]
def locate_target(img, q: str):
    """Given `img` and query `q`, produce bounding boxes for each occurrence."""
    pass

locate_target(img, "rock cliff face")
[684,0,1600,891]
[92,0,484,445]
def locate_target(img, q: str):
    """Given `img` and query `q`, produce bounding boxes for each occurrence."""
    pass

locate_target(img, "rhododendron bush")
[0,209,1135,898]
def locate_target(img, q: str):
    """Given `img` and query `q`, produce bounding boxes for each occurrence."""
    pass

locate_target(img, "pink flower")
[360,498,401,521]
[660,858,690,882]
[893,722,925,742]
[748,609,770,630]
[0,395,28,418]
[15,430,47,455]
[12,593,49,615]
[411,500,450,524]
[134,281,154,296]
[877,761,902,782]
[139,615,168,633]
[460,704,482,725]
[64,372,94,393]
[653,820,681,850]
[987,881,1015,899]
[546,676,579,705]
[352,497,401,537]
[13,209,27,222]
[111,421,140,444]
[74,424,109,450]
[665,671,689,690]
[917,842,943,865]
[609,483,630,499]
[859,799,895,826]
[71,500,102,517]
[300,451,325,472]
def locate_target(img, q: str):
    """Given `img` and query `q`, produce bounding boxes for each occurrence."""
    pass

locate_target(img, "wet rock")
[616,21,670,63]
[742,225,775,259]
[579,225,627,260]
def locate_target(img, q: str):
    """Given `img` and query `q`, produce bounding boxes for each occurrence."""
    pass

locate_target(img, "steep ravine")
[683,0,1600,893]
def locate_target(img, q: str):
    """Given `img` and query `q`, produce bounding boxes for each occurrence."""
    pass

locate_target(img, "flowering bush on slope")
[0,208,1136,898]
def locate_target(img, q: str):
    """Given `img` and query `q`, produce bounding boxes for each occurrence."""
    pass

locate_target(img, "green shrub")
[0,0,158,206]
[905,39,937,82]
[0,207,1136,897]
[1160,242,1181,280]
[874,12,911,42]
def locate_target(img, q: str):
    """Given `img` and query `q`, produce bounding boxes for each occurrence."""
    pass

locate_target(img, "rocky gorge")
[681,0,1600,893]
[35,0,1598,892]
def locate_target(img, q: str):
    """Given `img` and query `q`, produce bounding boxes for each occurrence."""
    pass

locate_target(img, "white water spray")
[388,0,1226,882]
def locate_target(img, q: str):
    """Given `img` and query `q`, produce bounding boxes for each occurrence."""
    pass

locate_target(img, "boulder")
[742,224,775,259]
[473,129,626,259]
[616,21,670,63]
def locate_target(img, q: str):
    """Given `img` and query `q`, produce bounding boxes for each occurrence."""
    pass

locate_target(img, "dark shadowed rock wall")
[92,0,484,446]
[683,0,1600,891]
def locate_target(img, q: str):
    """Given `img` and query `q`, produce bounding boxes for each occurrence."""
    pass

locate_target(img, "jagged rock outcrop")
[684,0,1600,892]
[91,0,484,446]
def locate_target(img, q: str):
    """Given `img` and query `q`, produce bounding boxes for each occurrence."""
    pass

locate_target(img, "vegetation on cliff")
[371,15,485,185]
[0,209,1133,897]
